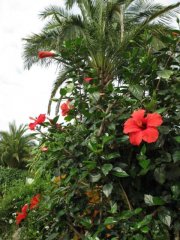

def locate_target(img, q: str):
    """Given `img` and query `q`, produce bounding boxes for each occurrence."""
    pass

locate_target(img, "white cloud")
[0,0,179,131]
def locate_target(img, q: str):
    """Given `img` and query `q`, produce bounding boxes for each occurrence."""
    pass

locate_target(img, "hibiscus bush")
[6,31,178,240]
[1,9,180,240]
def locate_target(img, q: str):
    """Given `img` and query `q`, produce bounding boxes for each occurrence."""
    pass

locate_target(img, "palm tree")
[23,0,179,113]
[0,122,36,168]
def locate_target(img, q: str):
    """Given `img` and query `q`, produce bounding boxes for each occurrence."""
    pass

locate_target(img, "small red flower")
[60,101,71,116]
[38,51,55,59]
[29,114,46,130]
[84,77,93,83]
[123,109,163,146]
[16,204,28,225]
[30,194,40,210]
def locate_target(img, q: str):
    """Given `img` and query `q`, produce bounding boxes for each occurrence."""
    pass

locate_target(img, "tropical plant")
[23,0,179,113]
[0,122,35,168]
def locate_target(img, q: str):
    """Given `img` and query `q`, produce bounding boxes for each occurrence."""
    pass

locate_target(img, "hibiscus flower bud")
[84,77,93,83]
[38,51,55,59]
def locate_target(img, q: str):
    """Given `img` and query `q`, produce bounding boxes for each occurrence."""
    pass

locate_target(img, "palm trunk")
[120,5,124,43]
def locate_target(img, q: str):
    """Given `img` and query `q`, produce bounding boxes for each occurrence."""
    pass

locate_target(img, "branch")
[119,183,133,210]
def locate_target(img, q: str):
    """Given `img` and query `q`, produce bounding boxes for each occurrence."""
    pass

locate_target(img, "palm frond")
[48,67,74,114]
[39,6,69,20]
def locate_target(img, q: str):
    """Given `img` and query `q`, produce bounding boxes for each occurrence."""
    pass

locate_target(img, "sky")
[0,0,179,131]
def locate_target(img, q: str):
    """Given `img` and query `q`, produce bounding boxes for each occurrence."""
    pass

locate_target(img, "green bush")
[0,167,27,195]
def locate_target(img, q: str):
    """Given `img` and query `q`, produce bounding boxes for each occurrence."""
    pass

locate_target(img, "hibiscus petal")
[129,131,143,146]
[21,204,29,213]
[29,122,37,130]
[30,194,40,210]
[16,212,27,225]
[146,113,163,127]
[131,109,145,122]
[142,127,159,143]
[36,114,46,124]
[123,118,141,134]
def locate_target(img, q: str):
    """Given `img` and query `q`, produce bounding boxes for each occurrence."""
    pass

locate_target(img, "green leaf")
[104,152,120,160]
[154,166,166,184]
[119,208,142,220]
[174,136,180,143]
[134,215,152,229]
[60,88,67,96]
[140,226,150,233]
[159,126,170,134]
[90,173,101,183]
[157,70,173,79]
[144,195,165,206]
[90,92,100,102]
[104,217,117,225]
[116,136,129,143]
[171,184,180,199]
[155,107,167,114]
[88,140,102,154]
[139,159,150,170]
[46,233,59,240]
[159,211,171,227]
[80,217,92,229]
[129,84,144,100]
[102,164,113,176]
[110,202,117,214]
[103,183,113,197]
[83,160,97,170]
[112,167,129,177]
[172,150,180,163]
[102,135,114,145]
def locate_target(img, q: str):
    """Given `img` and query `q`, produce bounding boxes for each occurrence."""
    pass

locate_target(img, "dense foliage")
[0,0,180,239]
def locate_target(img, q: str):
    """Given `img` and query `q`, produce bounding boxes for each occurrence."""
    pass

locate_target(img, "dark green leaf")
[102,164,113,176]
[112,167,129,177]
[103,183,113,197]
[129,84,144,100]
[157,70,173,79]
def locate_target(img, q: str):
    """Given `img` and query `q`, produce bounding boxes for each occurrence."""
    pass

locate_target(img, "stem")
[156,53,173,91]
[66,220,83,239]
[119,183,133,210]
[97,102,114,137]
[175,231,180,240]
[36,129,53,141]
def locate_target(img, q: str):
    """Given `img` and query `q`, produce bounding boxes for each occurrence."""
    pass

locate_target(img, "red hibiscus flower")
[16,204,28,225]
[60,101,72,116]
[36,114,46,124]
[123,109,163,146]
[38,51,55,59]
[30,194,40,210]
[29,114,46,130]
[84,77,93,83]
